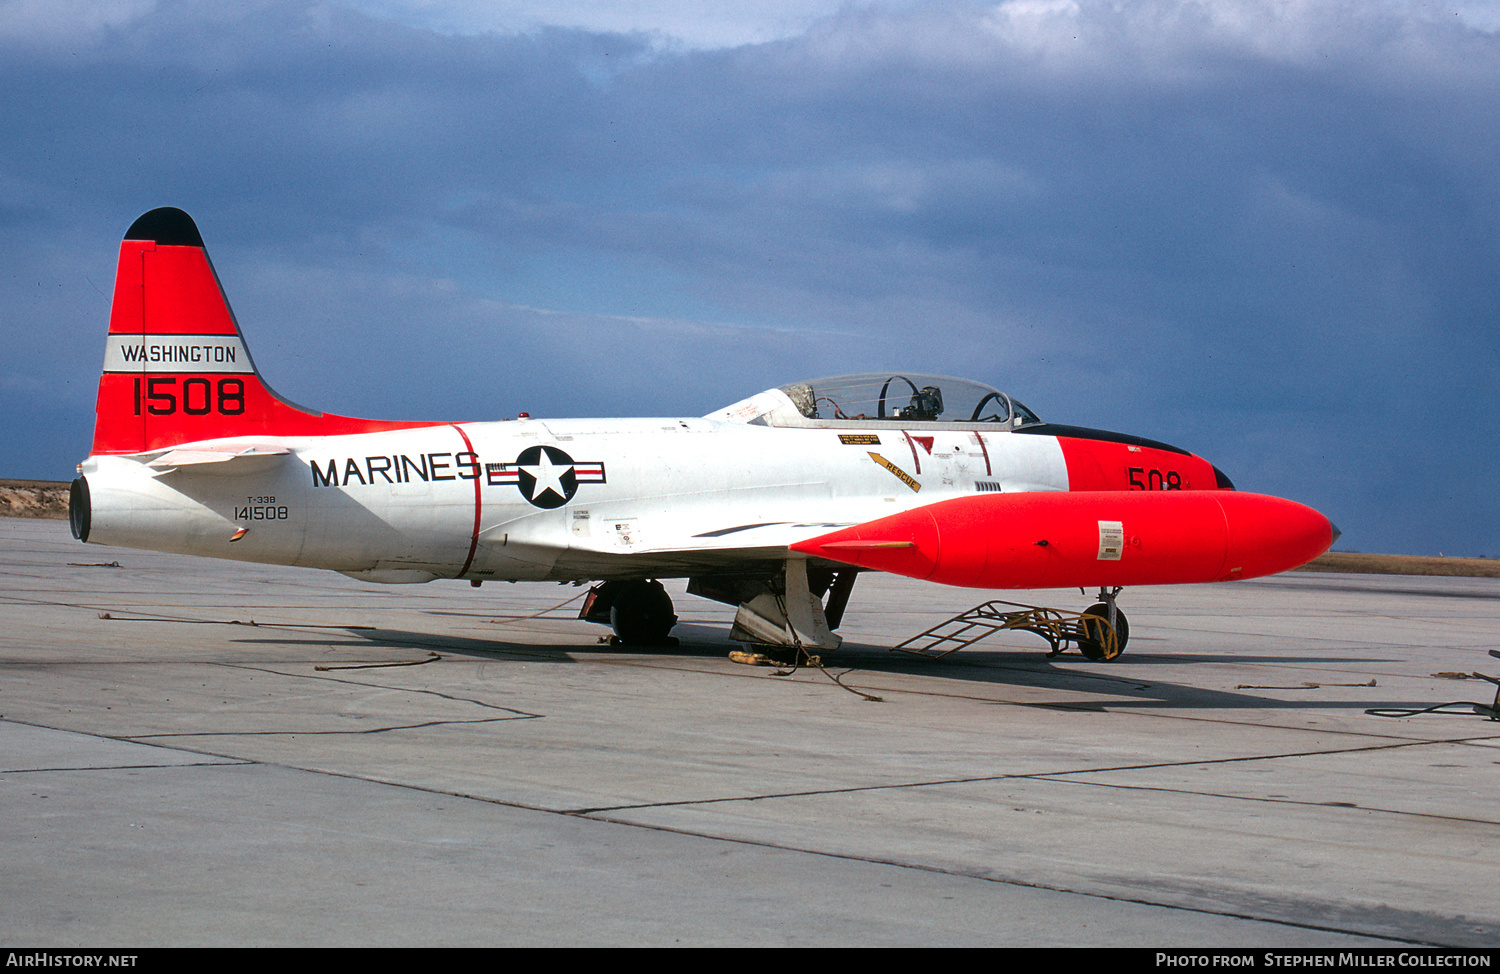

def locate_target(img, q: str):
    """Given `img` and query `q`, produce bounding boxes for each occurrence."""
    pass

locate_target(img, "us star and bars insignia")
[486,445,606,509]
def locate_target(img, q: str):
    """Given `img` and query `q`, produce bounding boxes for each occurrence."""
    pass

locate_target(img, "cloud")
[0,0,157,46]
[335,0,912,49]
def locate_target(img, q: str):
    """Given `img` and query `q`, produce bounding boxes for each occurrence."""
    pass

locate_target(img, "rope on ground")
[1365,701,1499,720]
[747,589,882,701]
[485,591,587,623]
[315,652,442,671]
[1367,671,1499,719]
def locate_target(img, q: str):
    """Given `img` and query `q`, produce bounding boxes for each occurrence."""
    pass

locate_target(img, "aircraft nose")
[1329,520,1342,547]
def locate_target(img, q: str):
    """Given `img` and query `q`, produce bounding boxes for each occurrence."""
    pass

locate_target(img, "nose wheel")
[1078,588,1128,661]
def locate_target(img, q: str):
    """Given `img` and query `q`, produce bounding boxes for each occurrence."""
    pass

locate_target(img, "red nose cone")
[791,491,1334,590]
[1216,491,1336,581]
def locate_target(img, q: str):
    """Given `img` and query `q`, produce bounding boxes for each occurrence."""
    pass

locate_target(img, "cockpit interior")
[713,373,1043,430]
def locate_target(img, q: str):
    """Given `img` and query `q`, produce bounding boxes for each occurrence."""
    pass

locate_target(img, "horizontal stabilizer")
[147,445,291,471]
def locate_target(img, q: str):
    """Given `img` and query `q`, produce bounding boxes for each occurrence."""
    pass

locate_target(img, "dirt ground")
[1291,550,1500,578]
[0,480,69,520]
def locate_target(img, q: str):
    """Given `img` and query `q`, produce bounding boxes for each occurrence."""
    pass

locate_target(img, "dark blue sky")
[3,0,1497,555]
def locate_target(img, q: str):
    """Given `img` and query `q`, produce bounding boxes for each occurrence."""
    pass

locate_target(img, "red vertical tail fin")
[91,207,438,456]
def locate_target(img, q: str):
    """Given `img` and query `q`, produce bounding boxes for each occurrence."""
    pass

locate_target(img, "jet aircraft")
[70,208,1337,659]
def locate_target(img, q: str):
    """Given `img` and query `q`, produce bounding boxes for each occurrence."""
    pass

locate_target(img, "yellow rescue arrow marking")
[868,452,921,493]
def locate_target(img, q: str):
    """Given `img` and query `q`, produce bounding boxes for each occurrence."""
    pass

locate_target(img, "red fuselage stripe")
[901,430,922,474]
[451,423,482,578]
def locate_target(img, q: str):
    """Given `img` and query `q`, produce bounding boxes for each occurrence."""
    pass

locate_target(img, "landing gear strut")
[687,560,850,652]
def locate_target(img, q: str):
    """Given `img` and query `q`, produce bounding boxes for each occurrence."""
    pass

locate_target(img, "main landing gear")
[893,587,1129,661]
[581,560,858,653]
[580,579,679,646]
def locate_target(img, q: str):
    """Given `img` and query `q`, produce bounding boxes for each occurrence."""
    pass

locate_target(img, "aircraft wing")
[485,498,859,578]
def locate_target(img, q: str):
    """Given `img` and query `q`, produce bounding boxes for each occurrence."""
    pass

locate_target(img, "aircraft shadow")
[223,622,1477,716]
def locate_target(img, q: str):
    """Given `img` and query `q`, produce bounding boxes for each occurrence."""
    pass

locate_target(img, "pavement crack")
[214,661,546,718]
[1029,773,1500,828]
[561,735,1496,817]
[1,760,253,774]
[123,715,535,739]
[562,812,1452,947]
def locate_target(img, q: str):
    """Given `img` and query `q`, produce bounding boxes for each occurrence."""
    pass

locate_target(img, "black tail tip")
[124,207,204,248]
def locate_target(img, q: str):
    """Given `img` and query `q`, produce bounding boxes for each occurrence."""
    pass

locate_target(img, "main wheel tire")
[610,579,679,645]
[1078,604,1128,661]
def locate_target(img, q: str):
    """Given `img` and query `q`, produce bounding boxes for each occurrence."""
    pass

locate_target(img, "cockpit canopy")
[708,373,1043,430]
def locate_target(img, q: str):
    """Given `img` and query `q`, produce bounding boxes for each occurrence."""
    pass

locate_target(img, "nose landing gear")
[1078,587,1128,661]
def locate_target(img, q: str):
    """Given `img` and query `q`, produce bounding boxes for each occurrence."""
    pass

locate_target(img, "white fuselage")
[78,418,1071,584]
